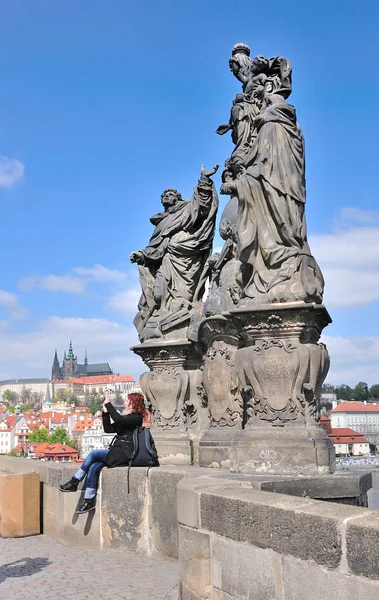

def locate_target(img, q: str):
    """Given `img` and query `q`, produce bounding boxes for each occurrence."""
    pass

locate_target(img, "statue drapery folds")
[218,43,324,305]
[130,166,219,342]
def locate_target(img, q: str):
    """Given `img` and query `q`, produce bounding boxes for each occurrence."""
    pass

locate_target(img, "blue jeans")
[74,449,109,500]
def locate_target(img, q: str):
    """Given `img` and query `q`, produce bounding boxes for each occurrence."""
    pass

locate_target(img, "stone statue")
[130,165,219,342]
[217,44,324,305]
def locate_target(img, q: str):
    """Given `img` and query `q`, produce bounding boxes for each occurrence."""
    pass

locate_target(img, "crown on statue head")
[231,43,251,57]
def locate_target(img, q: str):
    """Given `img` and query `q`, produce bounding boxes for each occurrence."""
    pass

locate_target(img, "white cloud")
[72,264,127,283]
[19,275,85,294]
[310,213,379,308]
[322,333,379,387]
[0,290,27,320]
[107,288,141,317]
[0,316,143,381]
[0,156,25,188]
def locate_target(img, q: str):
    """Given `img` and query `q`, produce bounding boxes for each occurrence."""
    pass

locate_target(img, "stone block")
[211,535,283,600]
[177,478,242,529]
[149,467,184,558]
[346,511,379,579]
[0,472,40,537]
[101,467,148,553]
[230,434,332,476]
[57,488,101,550]
[43,508,58,539]
[283,554,379,600]
[260,471,372,501]
[43,483,59,515]
[154,438,192,465]
[179,525,210,599]
[200,488,360,569]
[38,462,66,487]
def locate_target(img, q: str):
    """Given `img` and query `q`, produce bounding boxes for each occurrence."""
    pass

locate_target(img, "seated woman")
[58,391,150,514]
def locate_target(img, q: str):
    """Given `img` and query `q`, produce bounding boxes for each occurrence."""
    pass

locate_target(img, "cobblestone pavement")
[0,535,179,600]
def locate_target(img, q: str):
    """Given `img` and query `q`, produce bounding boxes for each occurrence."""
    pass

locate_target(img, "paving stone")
[0,534,178,600]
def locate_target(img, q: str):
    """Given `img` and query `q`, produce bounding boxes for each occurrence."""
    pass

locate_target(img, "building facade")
[330,401,379,449]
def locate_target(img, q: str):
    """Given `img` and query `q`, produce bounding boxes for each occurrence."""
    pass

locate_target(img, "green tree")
[28,427,50,443]
[2,389,18,404]
[20,404,34,413]
[53,389,70,403]
[369,384,379,400]
[353,382,369,402]
[89,394,103,415]
[49,426,72,445]
[335,384,353,401]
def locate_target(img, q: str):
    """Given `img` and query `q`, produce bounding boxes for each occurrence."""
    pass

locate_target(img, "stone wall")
[1,456,378,599]
[178,478,379,599]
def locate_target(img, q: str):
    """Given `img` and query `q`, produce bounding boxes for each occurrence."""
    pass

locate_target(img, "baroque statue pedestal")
[132,340,201,465]
[229,302,335,475]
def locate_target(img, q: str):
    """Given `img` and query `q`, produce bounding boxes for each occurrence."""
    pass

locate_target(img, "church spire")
[51,349,62,380]
[84,349,88,366]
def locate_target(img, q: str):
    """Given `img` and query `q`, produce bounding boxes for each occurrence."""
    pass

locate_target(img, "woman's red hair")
[127,392,150,426]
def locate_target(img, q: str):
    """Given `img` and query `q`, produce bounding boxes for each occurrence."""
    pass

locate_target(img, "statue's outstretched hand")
[130,251,143,264]
[201,164,219,178]
[216,123,232,135]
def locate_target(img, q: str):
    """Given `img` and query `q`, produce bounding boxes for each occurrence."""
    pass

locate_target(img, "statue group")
[131,44,334,476]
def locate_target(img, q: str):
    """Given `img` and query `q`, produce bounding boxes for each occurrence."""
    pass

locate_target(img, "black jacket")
[102,402,143,438]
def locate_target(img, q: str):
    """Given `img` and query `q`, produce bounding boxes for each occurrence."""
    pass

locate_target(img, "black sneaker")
[76,499,96,514]
[59,477,79,492]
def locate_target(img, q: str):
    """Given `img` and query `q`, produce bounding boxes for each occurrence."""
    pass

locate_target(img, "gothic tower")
[51,349,62,380]
[62,340,78,379]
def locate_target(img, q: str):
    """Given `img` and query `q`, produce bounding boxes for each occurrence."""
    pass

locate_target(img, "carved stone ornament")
[235,338,330,428]
[140,366,191,430]
[202,340,242,427]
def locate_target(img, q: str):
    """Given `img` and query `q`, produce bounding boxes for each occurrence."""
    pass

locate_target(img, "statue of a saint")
[219,45,324,304]
[131,165,219,342]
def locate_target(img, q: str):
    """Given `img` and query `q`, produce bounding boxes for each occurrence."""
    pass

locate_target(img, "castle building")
[51,342,113,380]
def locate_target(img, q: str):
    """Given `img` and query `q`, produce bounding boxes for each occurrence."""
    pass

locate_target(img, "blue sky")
[0,0,379,385]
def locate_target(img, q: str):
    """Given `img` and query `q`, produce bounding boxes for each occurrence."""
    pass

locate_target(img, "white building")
[80,412,113,457]
[0,414,28,454]
[0,378,52,402]
[330,401,379,448]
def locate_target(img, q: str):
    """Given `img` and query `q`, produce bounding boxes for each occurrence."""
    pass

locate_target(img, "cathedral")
[51,341,113,380]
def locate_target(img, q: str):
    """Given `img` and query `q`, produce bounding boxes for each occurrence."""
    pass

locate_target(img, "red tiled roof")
[330,402,379,413]
[329,427,369,444]
[51,414,68,424]
[68,374,135,385]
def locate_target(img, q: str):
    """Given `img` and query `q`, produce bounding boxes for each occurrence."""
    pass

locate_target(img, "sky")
[0,0,379,386]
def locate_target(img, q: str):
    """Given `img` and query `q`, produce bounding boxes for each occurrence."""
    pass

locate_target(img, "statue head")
[229,43,252,81]
[161,188,182,210]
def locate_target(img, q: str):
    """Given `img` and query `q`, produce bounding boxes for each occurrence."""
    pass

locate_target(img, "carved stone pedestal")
[197,315,243,468]
[229,302,335,475]
[132,340,200,465]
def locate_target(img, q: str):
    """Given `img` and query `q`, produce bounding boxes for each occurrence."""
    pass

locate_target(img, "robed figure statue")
[130,165,219,342]
[218,44,324,305]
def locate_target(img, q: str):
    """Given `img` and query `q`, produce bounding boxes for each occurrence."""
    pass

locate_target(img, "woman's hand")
[102,390,111,411]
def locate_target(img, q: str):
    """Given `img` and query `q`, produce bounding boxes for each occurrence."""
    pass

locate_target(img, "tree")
[2,389,18,405]
[53,389,70,403]
[353,382,369,402]
[20,404,34,413]
[89,394,103,415]
[321,383,335,394]
[20,387,32,404]
[335,384,353,401]
[369,384,379,400]
[49,426,72,445]
[28,427,50,443]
